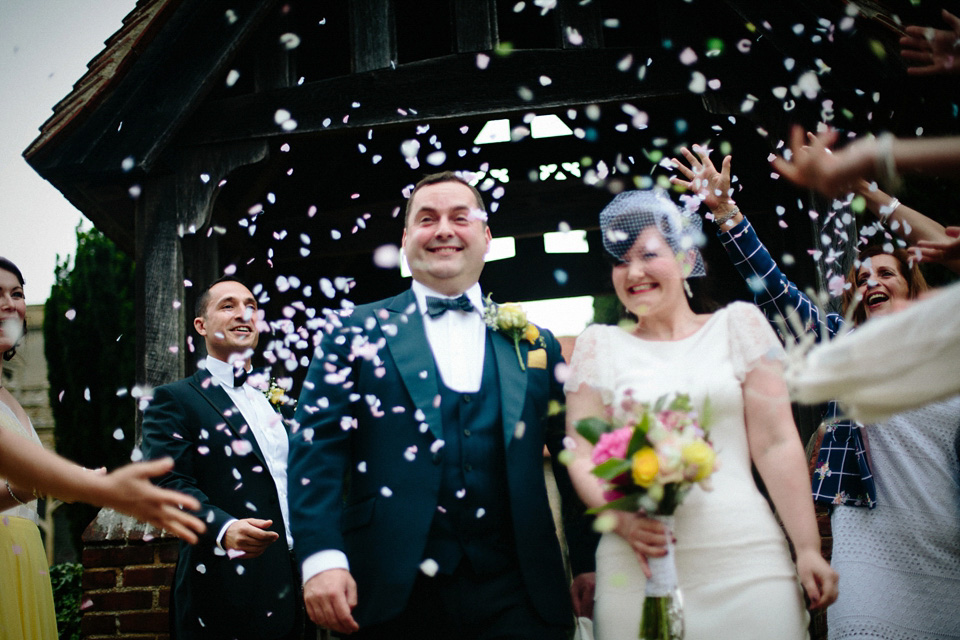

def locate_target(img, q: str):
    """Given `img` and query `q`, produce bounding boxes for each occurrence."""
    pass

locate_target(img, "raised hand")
[670,144,735,213]
[771,127,877,199]
[916,226,960,266]
[96,458,206,544]
[900,9,960,76]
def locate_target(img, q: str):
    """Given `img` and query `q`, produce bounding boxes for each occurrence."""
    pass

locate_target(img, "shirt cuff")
[216,518,238,550]
[301,550,350,586]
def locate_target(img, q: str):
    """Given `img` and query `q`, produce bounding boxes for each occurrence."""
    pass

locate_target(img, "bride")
[563,190,837,639]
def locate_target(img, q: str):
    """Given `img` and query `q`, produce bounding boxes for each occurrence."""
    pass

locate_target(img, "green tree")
[50,562,83,640]
[44,225,136,550]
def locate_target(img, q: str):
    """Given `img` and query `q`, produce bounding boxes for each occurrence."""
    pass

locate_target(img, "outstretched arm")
[0,429,204,543]
[900,9,960,76]
[916,227,960,272]
[672,145,842,343]
[856,182,960,273]
[772,127,960,198]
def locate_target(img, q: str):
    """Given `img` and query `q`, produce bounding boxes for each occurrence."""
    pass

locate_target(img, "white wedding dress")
[566,303,809,640]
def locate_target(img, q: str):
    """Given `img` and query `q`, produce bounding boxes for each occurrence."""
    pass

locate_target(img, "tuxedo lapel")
[489,328,529,449]
[378,290,444,441]
[188,370,268,467]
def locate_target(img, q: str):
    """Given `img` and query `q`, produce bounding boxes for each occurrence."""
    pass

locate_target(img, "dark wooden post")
[453,0,498,52]
[133,141,267,438]
[350,0,397,72]
[135,171,187,395]
[557,0,602,49]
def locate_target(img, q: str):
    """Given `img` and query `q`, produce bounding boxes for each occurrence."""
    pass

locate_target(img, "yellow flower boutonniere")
[257,377,293,411]
[483,294,545,371]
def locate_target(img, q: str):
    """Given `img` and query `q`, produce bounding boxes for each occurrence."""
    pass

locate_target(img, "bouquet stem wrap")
[640,514,684,640]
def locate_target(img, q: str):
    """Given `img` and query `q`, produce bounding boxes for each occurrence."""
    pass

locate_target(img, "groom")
[288,172,596,637]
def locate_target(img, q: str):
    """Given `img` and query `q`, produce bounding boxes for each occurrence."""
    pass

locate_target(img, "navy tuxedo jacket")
[141,370,297,640]
[288,289,592,628]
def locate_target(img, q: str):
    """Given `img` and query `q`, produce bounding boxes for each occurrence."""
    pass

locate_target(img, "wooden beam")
[180,48,686,146]
[28,0,278,177]
[350,0,397,73]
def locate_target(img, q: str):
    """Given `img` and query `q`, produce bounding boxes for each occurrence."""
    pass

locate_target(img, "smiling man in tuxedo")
[141,276,307,639]
[288,172,596,638]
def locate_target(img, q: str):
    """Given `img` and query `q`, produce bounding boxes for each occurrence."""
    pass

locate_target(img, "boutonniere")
[250,372,295,411]
[482,294,545,371]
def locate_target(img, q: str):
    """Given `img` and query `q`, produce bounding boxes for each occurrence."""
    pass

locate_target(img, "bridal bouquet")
[576,392,717,640]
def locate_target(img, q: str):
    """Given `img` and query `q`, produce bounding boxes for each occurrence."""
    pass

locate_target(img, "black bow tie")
[425,294,474,318]
[233,366,266,388]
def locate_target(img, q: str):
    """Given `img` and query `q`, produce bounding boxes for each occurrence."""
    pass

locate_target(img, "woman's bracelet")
[880,197,901,218]
[713,206,740,227]
[5,480,28,505]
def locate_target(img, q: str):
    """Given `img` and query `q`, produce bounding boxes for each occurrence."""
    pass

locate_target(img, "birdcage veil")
[599,189,706,278]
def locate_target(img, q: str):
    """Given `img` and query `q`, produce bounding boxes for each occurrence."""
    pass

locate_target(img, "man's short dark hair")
[404,171,487,227]
[194,275,250,319]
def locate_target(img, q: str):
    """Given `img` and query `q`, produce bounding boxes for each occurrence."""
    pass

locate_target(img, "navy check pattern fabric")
[718,218,876,508]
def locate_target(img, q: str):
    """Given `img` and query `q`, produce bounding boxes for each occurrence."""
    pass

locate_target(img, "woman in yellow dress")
[0,256,58,639]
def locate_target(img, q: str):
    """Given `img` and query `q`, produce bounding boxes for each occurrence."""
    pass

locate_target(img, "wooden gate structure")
[21,2,960,637]
[25,0,959,394]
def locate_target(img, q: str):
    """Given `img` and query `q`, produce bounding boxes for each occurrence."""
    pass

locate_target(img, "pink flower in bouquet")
[657,409,686,431]
[591,426,633,465]
[602,487,627,502]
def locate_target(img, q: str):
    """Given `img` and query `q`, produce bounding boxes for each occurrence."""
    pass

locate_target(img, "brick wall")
[81,509,178,639]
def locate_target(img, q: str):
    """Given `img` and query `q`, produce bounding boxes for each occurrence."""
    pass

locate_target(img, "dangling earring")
[683,279,693,299]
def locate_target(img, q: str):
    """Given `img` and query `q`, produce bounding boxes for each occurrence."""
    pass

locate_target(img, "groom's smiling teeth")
[429,246,462,255]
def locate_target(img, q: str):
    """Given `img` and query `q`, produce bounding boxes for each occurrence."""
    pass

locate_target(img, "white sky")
[0,0,595,335]
[0,0,137,303]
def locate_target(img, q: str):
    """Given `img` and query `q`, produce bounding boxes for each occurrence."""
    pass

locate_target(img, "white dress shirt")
[411,281,487,392]
[205,355,293,550]
[300,282,487,585]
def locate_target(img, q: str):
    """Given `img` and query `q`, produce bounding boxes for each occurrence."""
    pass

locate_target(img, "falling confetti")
[420,559,440,576]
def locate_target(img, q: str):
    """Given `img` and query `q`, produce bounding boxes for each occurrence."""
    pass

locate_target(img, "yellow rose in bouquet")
[681,440,716,482]
[631,447,660,488]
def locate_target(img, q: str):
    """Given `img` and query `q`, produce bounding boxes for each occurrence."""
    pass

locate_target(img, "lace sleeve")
[727,302,786,382]
[564,324,615,400]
